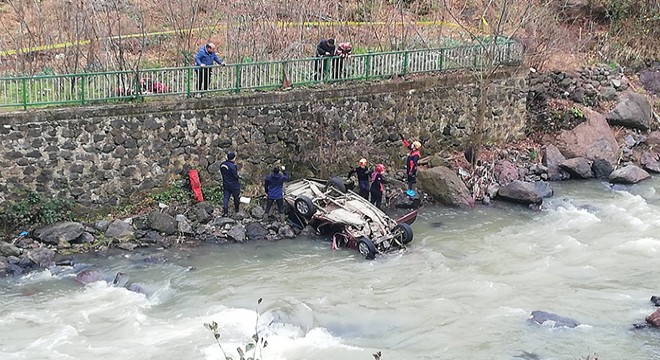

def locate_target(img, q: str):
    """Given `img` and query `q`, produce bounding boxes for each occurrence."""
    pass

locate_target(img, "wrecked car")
[284,178,417,259]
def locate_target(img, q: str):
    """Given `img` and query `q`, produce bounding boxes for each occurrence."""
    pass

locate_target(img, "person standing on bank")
[220,151,241,217]
[347,158,372,200]
[400,133,421,194]
[314,38,336,81]
[332,42,353,80]
[264,165,289,218]
[194,43,225,94]
[370,164,386,209]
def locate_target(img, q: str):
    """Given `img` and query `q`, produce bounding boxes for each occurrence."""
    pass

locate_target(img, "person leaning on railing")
[332,42,353,80]
[314,38,335,81]
[194,42,226,95]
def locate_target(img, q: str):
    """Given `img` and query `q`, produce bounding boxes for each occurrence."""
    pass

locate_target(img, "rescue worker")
[400,133,421,194]
[264,165,289,218]
[220,151,241,217]
[347,158,372,200]
[370,164,386,209]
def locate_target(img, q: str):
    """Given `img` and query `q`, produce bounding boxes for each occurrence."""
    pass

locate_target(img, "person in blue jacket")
[194,43,225,92]
[264,165,289,218]
[220,151,240,217]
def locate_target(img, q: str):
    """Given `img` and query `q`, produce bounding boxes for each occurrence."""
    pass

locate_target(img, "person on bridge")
[194,43,225,94]
[314,38,336,81]
[400,133,421,196]
[332,42,353,79]
[220,151,241,217]
[347,158,372,200]
[264,165,290,218]
[370,164,386,209]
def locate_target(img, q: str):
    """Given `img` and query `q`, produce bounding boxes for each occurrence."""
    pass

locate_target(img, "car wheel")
[358,237,377,260]
[326,177,347,193]
[294,196,316,218]
[392,223,414,244]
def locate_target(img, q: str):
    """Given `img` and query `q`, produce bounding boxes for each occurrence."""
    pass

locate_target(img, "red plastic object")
[188,169,204,202]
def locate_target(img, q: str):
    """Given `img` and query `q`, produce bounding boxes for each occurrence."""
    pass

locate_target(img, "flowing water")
[3,178,660,360]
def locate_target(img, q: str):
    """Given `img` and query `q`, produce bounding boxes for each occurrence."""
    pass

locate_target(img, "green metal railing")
[0,40,524,110]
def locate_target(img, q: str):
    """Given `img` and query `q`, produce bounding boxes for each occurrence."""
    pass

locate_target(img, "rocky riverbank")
[1,64,658,278]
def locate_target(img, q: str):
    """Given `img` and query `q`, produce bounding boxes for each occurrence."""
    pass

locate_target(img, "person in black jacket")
[347,158,371,200]
[370,164,386,209]
[220,151,241,217]
[314,38,335,81]
[264,165,289,218]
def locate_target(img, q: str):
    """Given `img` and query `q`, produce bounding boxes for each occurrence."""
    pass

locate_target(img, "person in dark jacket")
[347,158,371,200]
[264,165,290,217]
[314,38,335,81]
[370,164,386,209]
[220,151,240,216]
[194,43,225,93]
[400,134,421,194]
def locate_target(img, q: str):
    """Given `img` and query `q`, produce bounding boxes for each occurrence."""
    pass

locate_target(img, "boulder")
[640,63,660,95]
[646,308,660,328]
[278,225,296,239]
[33,222,84,245]
[591,158,614,179]
[529,310,580,328]
[251,206,266,219]
[555,108,618,165]
[175,215,194,235]
[542,144,569,181]
[105,220,134,239]
[246,222,268,241]
[0,241,21,257]
[647,131,660,147]
[227,224,246,243]
[493,160,519,185]
[559,157,593,179]
[497,180,543,205]
[607,92,653,130]
[26,248,55,268]
[533,181,554,199]
[75,269,103,284]
[147,211,177,235]
[609,164,651,184]
[640,152,660,173]
[0,257,8,277]
[417,166,475,208]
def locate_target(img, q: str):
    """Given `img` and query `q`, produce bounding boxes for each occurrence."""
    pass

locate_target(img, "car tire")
[358,237,377,260]
[393,223,414,244]
[326,177,347,193]
[294,196,316,218]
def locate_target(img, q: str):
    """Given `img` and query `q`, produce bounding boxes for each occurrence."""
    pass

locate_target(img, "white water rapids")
[2,178,660,360]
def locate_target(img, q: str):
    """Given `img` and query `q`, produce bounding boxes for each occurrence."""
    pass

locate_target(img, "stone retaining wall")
[0,71,527,207]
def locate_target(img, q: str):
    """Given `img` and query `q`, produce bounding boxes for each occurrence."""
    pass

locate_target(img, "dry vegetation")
[0,0,656,75]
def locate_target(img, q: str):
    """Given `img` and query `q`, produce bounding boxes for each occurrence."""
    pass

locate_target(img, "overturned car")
[284,178,417,259]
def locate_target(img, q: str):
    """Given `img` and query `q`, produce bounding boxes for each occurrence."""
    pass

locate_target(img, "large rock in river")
[33,222,84,245]
[497,180,545,205]
[555,107,618,166]
[417,166,474,208]
[609,164,650,184]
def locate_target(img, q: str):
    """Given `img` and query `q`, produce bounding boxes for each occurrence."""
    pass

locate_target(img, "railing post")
[365,54,372,80]
[439,48,444,71]
[402,50,409,76]
[506,41,512,65]
[134,70,141,100]
[323,57,331,82]
[186,67,192,97]
[81,74,86,105]
[21,77,27,110]
[234,64,241,94]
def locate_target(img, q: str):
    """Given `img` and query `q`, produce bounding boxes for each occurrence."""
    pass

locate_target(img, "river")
[2,178,660,360]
